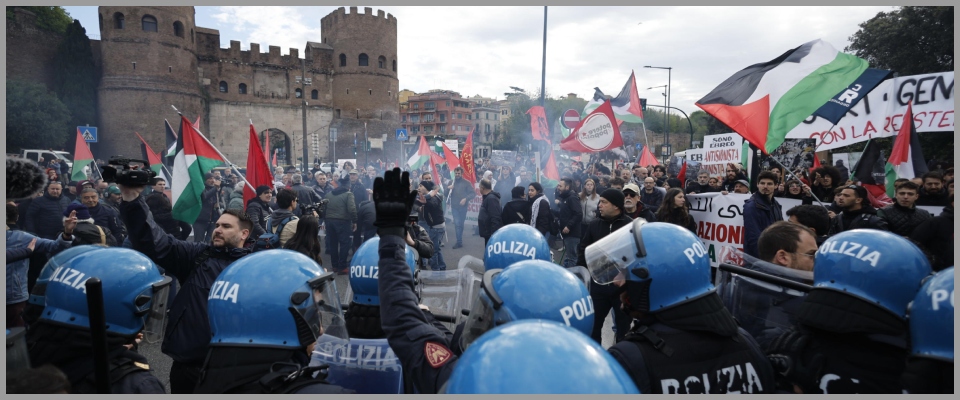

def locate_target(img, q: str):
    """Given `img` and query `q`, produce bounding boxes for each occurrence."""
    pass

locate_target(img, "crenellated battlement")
[320,6,396,29]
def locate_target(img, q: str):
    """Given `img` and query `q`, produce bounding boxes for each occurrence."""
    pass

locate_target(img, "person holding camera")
[267,189,301,248]
[290,173,322,217]
[405,211,434,267]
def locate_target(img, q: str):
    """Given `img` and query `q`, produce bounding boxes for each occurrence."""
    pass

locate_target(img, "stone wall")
[6,8,64,91]
[207,101,333,168]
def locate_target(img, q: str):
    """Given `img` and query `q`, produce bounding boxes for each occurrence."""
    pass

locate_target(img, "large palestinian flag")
[71,128,96,182]
[583,71,644,124]
[696,39,883,154]
[884,102,928,198]
[171,115,225,224]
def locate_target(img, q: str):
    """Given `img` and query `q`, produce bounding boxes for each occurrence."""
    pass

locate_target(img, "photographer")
[290,173,321,217]
[405,211,434,267]
[267,188,300,248]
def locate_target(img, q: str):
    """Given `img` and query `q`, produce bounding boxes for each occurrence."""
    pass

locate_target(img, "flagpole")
[171,105,257,193]
[768,156,827,208]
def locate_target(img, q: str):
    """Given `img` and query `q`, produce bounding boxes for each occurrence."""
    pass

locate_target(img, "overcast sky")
[63,6,894,114]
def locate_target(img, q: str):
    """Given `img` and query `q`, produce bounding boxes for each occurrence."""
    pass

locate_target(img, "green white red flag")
[71,127,95,182]
[884,102,928,198]
[697,39,874,155]
[171,115,225,224]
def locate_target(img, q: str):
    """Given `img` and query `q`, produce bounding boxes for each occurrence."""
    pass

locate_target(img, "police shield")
[310,335,403,394]
[6,327,31,372]
[715,250,812,351]
[418,267,477,331]
[566,266,591,292]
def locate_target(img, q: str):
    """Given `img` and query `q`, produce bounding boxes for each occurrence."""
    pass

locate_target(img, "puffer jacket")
[324,187,357,222]
[877,203,932,237]
[23,192,70,239]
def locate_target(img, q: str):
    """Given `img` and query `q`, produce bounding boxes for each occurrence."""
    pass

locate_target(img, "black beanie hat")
[256,185,272,196]
[600,188,625,212]
[420,181,435,191]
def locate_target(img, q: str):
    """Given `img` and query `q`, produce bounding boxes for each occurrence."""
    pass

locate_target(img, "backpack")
[253,215,297,251]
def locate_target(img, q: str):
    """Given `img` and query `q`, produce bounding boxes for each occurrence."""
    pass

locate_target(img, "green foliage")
[6,6,73,34]
[6,79,73,151]
[846,6,954,75]
[53,19,99,131]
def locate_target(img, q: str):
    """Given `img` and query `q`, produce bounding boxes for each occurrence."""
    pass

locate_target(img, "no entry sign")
[562,109,581,129]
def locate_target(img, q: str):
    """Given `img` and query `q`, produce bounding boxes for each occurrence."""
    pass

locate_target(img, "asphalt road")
[140,225,615,392]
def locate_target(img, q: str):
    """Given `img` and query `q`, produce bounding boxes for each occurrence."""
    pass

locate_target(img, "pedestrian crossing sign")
[79,126,98,142]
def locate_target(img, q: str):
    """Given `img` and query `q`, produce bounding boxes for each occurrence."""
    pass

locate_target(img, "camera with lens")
[300,199,329,218]
[101,156,157,186]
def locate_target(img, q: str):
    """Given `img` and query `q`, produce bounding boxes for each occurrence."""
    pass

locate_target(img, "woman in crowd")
[656,188,697,233]
[579,178,600,234]
[282,215,323,266]
[527,182,552,237]
[780,179,814,204]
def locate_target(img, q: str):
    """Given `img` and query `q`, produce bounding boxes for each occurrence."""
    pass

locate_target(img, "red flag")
[638,145,659,166]
[459,128,477,184]
[810,152,821,174]
[244,122,274,204]
[134,132,167,179]
[526,106,551,142]
[560,101,623,153]
[543,149,560,183]
[441,142,461,178]
[677,160,687,183]
[192,114,202,130]
[263,128,271,168]
[272,149,278,170]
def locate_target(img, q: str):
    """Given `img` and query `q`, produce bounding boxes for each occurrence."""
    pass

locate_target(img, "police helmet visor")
[298,272,349,341]
[459,270,503,349]
[586,219,649,285]
[142,275,174,344]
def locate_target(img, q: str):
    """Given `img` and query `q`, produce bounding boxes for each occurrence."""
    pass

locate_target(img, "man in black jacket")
[877,181,932,237]
[416,181,446,271]
[577,188,633,344]
[23,182,70,240]
[831,185,888,233]
[245,185,273,239]
[118,183,252,393]
[348,170,368,251]
[80,188,126,245]
[910,194,953,271]
[501,186,531,225]
[290,173,322,216]
[477,178,503,246]
[557,177,583,268]
[917,171,949,206]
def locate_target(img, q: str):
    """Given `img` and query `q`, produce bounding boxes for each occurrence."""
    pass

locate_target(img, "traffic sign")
[562,109,581,129]
[396,129,408,141]
[79,126,98,142]
[636,143,643,150]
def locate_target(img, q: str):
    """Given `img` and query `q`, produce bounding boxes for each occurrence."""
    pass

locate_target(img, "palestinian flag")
[697,39,875,155]
[583,71,644,123]
[163,119,179,170]
[71,128,95,182]
[884,102,928,198]
[135,132,169,184]
[407,136,444,191]
[540,149,561,188]
[171,115,225,224]
[852,139,890,204]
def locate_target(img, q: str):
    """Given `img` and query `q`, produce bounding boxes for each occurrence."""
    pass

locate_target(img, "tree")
[846,6,953,75]
[7,79,73,151]
[6,6,73,34]
[53,20,99,135]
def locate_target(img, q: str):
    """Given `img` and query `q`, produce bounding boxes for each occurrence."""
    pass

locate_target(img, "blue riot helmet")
[349,237,418,305]
[483,224,551,271]
[908,267,953,361]
[460,259,593,349]
[444,320,639,394]
[585,220,713,312]
[208,250,347,349]
[813,229,932,319]
[40,248,172,343]
[24,245,107,326]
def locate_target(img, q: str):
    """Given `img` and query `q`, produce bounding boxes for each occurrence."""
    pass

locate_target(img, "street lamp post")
[647,84,667,162]
[645,66,671,162]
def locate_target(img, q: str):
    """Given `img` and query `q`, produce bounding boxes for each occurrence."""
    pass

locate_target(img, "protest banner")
[445,139,459,157]
[700,133,743,177]
[685,148,705,175]
[761,138,816,174]
[786,71,954,151]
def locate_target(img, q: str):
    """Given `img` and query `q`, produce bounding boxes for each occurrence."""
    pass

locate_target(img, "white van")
[20,149,73,169]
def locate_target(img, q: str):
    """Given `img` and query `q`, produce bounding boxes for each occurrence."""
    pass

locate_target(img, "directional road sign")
[79,126,98,142]
[562,109,581,129]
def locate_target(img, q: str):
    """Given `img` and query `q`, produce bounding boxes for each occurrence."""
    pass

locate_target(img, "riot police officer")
[22,245,106,327]
[443,320,639,394]
[766,229,933,393]
[194,250,354,394]
[344,236,420,339]
[901,267,953,394]
[26,247,171,393]
[372,168,599,393]
[482,223,552,270]
[586,220,776,394]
